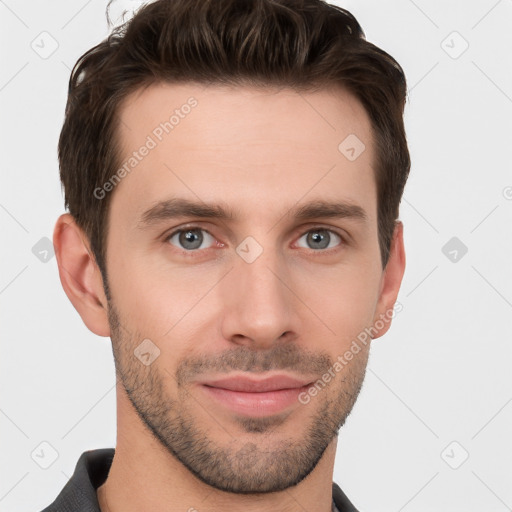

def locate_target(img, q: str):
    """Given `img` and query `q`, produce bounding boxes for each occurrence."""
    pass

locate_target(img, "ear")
[53,213,111,337]
[371,221,406,340]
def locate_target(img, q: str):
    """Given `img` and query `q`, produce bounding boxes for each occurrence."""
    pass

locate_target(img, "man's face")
[104,82,389,493]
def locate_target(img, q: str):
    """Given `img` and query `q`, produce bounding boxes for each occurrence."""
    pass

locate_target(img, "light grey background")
[1,1,511,511]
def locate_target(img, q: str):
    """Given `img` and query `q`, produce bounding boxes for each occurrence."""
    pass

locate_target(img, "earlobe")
[371,221,406,340]
[53,213,111,337]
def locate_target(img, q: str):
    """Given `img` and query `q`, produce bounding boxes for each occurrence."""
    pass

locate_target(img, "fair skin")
[53,82,405,512]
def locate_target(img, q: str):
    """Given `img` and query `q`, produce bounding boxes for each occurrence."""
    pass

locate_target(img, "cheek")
[294,260,382,335]
[111,259,381,330]
[108,250,220,344]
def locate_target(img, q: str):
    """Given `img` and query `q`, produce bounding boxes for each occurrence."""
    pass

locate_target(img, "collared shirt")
[39,448,359,512]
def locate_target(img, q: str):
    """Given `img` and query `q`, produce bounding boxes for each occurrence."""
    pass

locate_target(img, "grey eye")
[296,229,342,250]
[168,228,215,251]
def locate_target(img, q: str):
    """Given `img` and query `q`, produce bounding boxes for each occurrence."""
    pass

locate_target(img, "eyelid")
[295,223,349,241]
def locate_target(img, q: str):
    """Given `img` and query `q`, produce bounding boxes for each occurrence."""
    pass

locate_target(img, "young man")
[44,0,409,510]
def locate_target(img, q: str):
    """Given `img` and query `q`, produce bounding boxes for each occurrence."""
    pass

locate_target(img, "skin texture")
[53,82,406,512]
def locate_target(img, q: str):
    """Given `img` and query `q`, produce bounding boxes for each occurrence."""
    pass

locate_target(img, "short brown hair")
[59,0,410,285]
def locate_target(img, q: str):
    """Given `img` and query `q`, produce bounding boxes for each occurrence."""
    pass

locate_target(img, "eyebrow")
[137,197,368,228]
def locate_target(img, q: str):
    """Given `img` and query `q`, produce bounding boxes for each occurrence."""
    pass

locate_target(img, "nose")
[219,247,301,350]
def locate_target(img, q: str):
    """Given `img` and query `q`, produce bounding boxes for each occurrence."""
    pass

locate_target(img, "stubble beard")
[107,300,369,494]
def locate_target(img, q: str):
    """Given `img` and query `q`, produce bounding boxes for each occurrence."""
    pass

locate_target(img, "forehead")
[111,82,376,226]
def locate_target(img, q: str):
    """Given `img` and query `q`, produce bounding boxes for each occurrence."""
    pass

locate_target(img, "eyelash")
[163,224,347,255]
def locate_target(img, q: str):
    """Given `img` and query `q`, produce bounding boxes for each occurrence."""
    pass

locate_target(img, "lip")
[201,374,312,392]
[198,374,314,417]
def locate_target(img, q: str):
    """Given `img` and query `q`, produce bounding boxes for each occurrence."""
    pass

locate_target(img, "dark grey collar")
[40,448,359,512]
